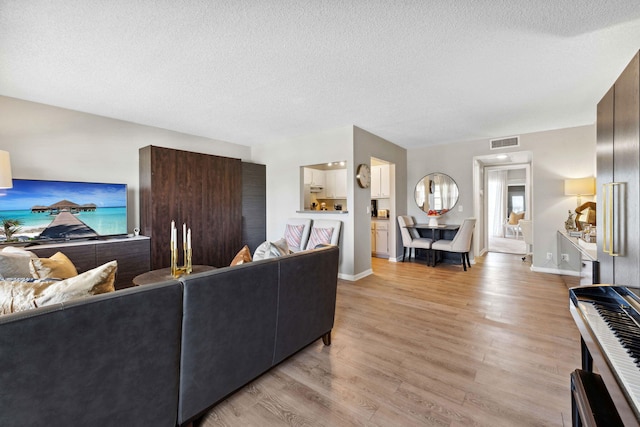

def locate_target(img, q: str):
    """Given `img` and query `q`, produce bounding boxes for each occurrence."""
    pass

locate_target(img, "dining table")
[406,223,460,241]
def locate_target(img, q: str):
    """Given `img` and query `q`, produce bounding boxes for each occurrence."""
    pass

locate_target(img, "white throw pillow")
[0,260,117,315]
[253,238,290,261]
[0,247,37,279]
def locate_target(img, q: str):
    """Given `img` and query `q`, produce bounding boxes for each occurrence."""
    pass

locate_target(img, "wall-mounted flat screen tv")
[0,179,127,241]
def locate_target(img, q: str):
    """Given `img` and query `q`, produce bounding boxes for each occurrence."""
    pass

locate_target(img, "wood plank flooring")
[201,252,582,426]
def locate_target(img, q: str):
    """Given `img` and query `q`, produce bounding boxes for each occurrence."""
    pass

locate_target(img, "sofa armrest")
[273,245,339,364]
[0,281,183,427]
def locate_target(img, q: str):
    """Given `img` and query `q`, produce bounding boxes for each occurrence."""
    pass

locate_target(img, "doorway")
[370,157,395,260]
[486,166,528,254]
[473,152,532,257]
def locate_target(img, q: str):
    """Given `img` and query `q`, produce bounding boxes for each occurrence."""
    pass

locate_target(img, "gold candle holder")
[170,221,193,278]
[171,244,179,277]
[185,248,192,274]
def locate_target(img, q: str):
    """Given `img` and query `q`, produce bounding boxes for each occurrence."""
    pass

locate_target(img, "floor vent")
[490,136,519,150]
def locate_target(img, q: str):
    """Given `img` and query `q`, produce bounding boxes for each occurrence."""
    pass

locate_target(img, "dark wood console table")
[133,265,216,286]
[18,236,151,290]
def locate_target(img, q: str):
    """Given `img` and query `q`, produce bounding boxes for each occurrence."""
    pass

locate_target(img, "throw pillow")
[306,227,334,250]
[0,247,36,279]
[284,224,305,249]
[0,278,57,314]
[253,238,290,261]
[230,245,252,266]
[508,211,525,225]
[30,251,79,279]
[0,260,118,315]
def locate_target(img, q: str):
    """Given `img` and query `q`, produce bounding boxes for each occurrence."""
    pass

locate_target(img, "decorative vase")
[564,210,576,231]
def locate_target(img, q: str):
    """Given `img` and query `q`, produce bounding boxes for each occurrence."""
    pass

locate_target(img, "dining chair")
[283,218,312,252]
[397,215,432,263]
[305,219,342,250]
[431,218,476,270]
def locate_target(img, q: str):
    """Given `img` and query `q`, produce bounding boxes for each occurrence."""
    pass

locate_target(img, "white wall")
[407,125,596,270]
[251,126,355,276]
[0,96,251,233]
[251,125,407,280]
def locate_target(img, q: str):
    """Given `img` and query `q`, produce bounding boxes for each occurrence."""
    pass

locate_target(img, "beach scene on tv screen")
[0,179,127,241]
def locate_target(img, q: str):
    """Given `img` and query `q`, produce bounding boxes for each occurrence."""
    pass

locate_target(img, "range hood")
[310,185,323,193]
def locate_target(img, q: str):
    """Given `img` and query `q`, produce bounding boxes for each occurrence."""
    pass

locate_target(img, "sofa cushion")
[30,251,79,279]
[230,245,252,266]
[0,247,36,279]
[0,260,117,315]
[306,227,334,250]
[253,238,289,261]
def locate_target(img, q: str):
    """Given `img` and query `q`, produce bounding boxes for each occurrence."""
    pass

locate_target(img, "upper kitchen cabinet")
[304,167,325,187]
[325,169,347,199]
[371,163,390,199]
[304,167,326,198]
[300,161,348,210]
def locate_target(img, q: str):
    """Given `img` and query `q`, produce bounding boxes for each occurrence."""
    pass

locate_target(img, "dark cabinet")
[241,162,266,254]
[597,51,640,288]
[28,237,151,290]
[140,146,246,269]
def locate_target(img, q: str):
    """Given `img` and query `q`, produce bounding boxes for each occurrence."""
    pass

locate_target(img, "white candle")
[187,228,191,250]
[183,223,187,248]
[171,220,176,244]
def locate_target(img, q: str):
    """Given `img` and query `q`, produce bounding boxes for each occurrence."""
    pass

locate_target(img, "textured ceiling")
[2,1,640,149]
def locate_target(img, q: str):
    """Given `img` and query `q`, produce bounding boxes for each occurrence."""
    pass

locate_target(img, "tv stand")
[22,236,151,290]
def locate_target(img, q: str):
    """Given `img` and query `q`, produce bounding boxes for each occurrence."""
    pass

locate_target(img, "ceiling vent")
[490,136,519,150]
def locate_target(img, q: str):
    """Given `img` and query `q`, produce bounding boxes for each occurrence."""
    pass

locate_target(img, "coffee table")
[133,265,216,286]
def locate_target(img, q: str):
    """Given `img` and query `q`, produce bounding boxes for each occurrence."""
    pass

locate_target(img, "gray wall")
[0,96,251,234]
[353,127,407,274]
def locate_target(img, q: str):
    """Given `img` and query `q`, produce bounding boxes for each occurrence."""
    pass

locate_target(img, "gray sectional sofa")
[0,245,339,427]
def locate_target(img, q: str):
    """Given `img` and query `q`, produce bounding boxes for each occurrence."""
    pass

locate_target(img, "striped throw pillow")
[285,224,305,249]
[307,227,334,250]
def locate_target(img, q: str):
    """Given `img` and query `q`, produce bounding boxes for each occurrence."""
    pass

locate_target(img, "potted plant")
[2,218,23,242]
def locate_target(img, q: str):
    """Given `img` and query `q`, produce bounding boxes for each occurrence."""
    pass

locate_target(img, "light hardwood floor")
[201,253,581,426]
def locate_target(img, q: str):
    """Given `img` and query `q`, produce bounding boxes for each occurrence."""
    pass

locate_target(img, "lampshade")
[564,177,595,196]
[0,150,12,189]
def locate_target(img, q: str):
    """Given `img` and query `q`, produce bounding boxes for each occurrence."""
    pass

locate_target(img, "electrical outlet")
[546,252,553,260]
[561,253,569,262]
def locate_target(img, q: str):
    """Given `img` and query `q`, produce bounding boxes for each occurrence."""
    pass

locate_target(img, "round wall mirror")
[414,172,459,215]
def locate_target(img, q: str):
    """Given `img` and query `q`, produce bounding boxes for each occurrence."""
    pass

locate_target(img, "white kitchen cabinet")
[324,169,347,199]
[371,164,390,199]
[379,164,390,198]
[304,167,325,198]
[304,168,325,186]
[373,221,389,257]
[371,222,376,255]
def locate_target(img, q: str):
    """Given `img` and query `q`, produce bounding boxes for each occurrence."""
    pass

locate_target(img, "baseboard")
[339,269,373,281]
[531,265,580,276]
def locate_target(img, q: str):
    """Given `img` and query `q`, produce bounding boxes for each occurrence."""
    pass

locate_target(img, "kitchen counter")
[297,210,349,214]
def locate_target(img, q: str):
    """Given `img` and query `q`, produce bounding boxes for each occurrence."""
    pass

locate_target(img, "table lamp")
[564,177,595,207]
